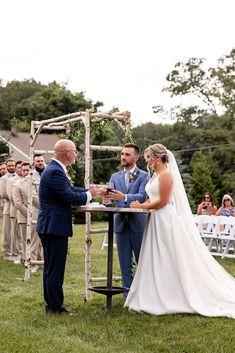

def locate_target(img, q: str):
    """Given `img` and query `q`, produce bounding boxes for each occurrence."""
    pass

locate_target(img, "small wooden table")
[74,205,150,309]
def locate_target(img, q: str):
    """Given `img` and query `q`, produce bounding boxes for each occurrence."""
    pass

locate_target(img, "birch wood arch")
[25,110,131,301]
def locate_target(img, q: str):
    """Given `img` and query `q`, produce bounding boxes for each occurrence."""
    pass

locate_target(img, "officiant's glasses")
[56,149,78,155]
[67,149,77,155]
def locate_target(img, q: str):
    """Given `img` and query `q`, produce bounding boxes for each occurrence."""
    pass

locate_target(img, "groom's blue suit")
[110,167,149,290]
[37,160,88,313]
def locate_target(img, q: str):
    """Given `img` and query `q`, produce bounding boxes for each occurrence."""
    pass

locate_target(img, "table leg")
[88,210,129,308]
[106,212,114,309]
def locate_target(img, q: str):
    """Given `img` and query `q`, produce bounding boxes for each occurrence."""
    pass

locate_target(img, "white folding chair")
[193,214,202,228]
[215,216,235,259]
[101,232,117,250]
[198,215,218,251]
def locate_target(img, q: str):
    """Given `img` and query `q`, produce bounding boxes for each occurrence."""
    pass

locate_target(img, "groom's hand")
[109,190,125,201]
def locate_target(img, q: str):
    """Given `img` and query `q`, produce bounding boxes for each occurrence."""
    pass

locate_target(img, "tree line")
[0,48,234,212]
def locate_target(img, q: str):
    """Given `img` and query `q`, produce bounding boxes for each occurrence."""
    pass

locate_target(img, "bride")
[124,143,235,318]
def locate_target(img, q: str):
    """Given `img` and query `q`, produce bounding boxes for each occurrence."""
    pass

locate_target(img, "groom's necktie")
[125,170,130,189]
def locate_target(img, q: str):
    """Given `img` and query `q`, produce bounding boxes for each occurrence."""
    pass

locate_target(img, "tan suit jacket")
[0,194,3,214]
[7,175,21,218]
[32,171,40,217]
[0,176,4,213]
[13,177,39,224]
[0,174,13,215]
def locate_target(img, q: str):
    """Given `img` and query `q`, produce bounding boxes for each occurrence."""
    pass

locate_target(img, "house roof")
[0,130,60,163]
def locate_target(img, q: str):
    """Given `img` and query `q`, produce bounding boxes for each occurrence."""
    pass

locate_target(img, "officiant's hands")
[89,187,107,198]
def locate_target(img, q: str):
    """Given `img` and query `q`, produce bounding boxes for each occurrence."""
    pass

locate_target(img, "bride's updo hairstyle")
[148,144,169,164]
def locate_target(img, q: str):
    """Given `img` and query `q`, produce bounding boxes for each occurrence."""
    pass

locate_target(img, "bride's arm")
[131,172,173,210]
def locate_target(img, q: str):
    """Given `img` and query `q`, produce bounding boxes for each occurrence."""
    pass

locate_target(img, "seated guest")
[197,192,217,215]
[215,194,235,217]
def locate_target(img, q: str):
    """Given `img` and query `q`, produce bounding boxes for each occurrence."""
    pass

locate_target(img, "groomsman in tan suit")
[0,162,7,224]
[0,163,7,176]
[32,154,46,261]
[33,154,46,177]
[7,161,22,264]
[13,162,41,271]
[0,159,15,260]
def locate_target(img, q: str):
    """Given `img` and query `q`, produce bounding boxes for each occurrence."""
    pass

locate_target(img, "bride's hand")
[130,201,141,208]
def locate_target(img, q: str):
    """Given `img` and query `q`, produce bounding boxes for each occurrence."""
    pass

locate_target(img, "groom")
[107,143,149,292]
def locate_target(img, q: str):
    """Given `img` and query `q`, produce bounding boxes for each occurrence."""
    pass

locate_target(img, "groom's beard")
[121,161,135,169]
[121,156,136,168]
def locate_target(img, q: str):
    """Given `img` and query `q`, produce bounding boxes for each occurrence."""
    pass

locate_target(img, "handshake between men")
[88,186,107,199]
[89,184,127,204]
[102,188,126,204]
[91,186,143,208]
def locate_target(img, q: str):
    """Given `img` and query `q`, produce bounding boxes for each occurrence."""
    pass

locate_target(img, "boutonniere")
[129,169,140,182]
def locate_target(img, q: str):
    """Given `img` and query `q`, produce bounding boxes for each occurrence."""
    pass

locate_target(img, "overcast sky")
[1,0,234,126]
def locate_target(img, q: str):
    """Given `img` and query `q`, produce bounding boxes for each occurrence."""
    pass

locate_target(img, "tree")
[0,139,10,162]
[189,151,221,211]
[0,79,44,129]
[151,48,235,206]
[0,79,103,130]
[153,48,235,127]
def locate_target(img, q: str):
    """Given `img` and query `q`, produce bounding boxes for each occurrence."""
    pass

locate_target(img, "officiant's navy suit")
[110,167,149,290]
[37,160,88,313]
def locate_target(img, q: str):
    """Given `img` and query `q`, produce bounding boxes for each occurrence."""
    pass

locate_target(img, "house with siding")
[0,129,60,162]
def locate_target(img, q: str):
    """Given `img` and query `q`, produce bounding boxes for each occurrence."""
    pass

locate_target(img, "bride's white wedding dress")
[124,174,235,318]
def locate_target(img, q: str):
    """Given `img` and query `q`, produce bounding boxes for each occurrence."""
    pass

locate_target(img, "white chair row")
[194,215,235,259]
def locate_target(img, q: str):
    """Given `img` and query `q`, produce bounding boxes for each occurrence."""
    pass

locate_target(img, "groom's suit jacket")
[110,168,149,233]
[37,160,87,237]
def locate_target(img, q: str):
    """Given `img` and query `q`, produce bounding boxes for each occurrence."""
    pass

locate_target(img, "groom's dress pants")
[116,223,143,290]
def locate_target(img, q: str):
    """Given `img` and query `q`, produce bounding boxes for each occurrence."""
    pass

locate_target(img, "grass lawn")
[1,222,235,353]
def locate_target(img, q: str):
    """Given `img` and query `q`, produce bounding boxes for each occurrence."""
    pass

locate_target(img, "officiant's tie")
[125,170,131,189]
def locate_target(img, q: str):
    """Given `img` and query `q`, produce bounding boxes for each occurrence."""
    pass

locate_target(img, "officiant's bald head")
[54,139,77,166]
